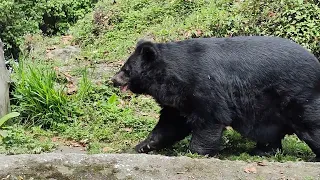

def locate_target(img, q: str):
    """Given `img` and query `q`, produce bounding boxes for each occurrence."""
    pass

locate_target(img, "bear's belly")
[230,113,293,143]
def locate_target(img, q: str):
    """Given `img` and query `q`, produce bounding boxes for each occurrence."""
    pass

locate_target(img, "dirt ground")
[0,153,319,180]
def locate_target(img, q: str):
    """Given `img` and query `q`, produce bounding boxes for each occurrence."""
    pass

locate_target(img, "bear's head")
[111,40,163,94]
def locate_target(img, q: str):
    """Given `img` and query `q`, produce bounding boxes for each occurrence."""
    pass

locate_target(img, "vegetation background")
[0,0,319,162]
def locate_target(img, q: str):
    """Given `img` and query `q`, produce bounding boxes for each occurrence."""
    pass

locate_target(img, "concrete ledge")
[0,153,319,179]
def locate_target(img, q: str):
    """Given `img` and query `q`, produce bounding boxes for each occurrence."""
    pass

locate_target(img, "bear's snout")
[111,71,128,87]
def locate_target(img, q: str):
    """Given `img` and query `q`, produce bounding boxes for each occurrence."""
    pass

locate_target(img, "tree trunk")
[0,39,10,117]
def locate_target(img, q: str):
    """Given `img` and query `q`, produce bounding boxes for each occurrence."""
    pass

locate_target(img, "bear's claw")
[135,140,155,153]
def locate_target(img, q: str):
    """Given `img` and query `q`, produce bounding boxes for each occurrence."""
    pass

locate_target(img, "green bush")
[70,0,209,61]
[0,0,43,59]
[265,2,320,57]
[1,125,56,154]
[0,0,98,58]
[71,0,320,61]
[11,60,70,128]
[209,0,320,58]
[40,0,98,35]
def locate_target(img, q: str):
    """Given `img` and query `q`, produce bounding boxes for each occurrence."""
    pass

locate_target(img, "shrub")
[207,0,320,58]
[11,60,70,128]
[70,0,208,61]
[0,0,98,59]
[70,0,320,62]
[40,0,99,35]
[0,0,43,59]
[264,2,320,58]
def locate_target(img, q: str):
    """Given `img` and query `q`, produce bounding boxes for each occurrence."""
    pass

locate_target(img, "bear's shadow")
[121,130,314,161]
[155,130,256,157]
[151,130,315,161]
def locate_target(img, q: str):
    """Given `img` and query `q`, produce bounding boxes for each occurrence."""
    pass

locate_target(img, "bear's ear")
[136,39,148,46]
[136,41,158,62]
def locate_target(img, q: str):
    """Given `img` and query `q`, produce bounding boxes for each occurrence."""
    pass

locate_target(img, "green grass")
[154,130,315,162]
[0,125,56,155]
[1,0,319,162]
[11,60,70,128]
[69,0,320,62]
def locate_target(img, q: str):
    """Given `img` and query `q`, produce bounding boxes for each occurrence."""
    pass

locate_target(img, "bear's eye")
[123,68,130,75]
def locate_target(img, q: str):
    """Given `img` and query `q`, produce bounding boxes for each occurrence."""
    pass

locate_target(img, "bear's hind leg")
[250,140,282,157]
[247,123,291,157]
[189,122,225,156]
[293,129,320,162]
[292,99,320,161]
[135,106,191,153]
[293,126,320,162]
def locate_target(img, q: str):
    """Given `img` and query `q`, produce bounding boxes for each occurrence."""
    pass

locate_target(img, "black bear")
[111,36,320,161]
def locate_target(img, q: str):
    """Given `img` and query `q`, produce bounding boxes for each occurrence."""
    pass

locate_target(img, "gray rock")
[0,38,10,117]
[0,153,319,179]
[47,46,80,61]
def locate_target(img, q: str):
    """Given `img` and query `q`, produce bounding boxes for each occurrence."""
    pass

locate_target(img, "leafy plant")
[1,125,56,154]
[0,112,20,139]
[0,0,98,58]
[264,2,320,58]
[11,60,70,128]
[41,0,99,35]
[0,112,20,128]
[207,0,320,58]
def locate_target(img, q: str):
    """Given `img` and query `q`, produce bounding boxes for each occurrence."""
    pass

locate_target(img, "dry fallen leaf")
[268,11,276,17]
[196,29,203,36]
[123,128,133,132]
[184,31,191,38]
[257,161,267,166]
[96,81,102,86]
[46,46,56,51]
[53,66,59,72]
[70,142,81,147]
[65,140,85,147]
[52,67,78,95]
[103,51,109,56]
[38,136,47,142]
[80,139,89,144]
[102,147,114,152]
[62,72,73,82]
[61,35,73,45]
[62,72,77,94]
[280,176,286,180]
[51,137,59,142]
[244,166,257,174]
[67,83,78,95]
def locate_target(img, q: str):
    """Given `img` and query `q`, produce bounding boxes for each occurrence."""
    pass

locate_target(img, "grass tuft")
[11,59,70,128]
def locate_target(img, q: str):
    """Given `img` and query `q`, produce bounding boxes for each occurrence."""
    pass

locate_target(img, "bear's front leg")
[135,106,191,153]
[189,122,225,156]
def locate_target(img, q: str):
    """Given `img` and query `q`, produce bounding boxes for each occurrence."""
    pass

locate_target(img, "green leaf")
[0,130,9,138]
[0,112,20,127]
[297,0,304,4]
[107,94,118,105]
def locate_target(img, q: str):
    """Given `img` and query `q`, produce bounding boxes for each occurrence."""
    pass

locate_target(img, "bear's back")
[158,36,320,85]
[155,36,320,98]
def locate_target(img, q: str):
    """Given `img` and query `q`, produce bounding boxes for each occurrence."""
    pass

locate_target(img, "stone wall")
[0,39,10,117]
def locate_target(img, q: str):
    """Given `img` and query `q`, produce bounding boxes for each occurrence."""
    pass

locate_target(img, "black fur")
[111,36,320,161]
